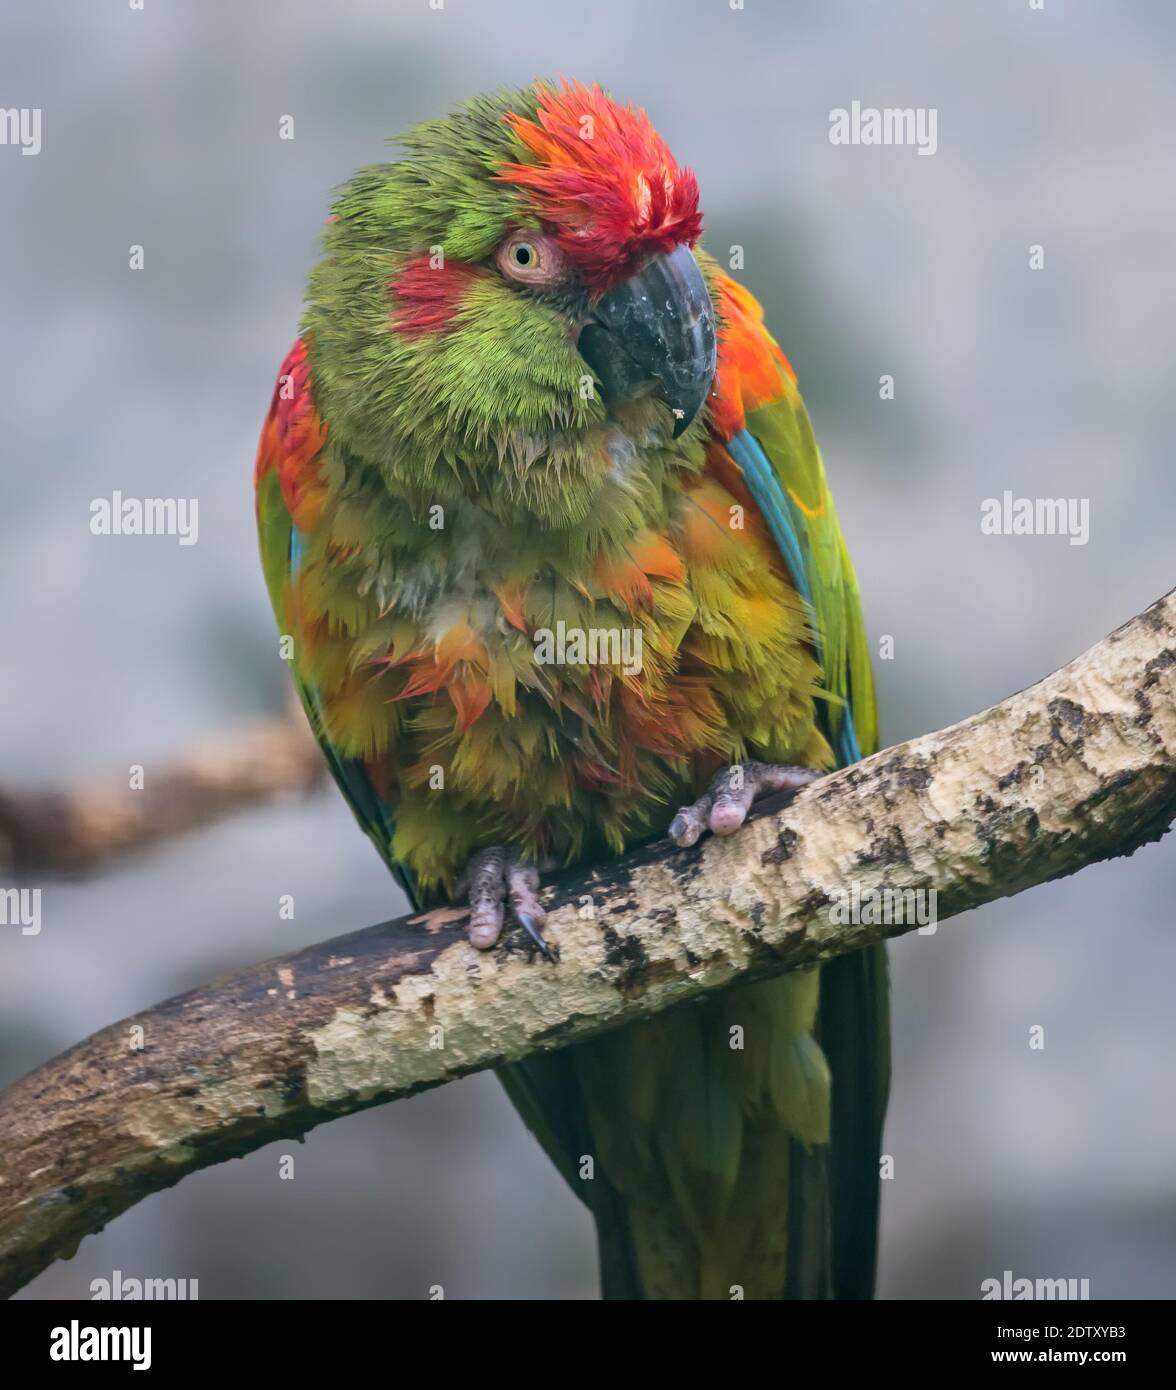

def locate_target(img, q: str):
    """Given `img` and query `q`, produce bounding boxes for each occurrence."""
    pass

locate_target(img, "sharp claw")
[515,910,555,962]
[457,847,554,960]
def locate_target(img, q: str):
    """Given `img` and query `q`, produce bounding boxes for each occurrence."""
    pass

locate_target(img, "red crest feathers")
[496,81,703,296]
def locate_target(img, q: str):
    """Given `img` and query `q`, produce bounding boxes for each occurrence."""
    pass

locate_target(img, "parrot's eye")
[496,232,567,289]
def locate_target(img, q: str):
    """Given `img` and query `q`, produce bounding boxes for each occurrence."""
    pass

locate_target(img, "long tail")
[500,952,889,1299]
[821,942,891,1297]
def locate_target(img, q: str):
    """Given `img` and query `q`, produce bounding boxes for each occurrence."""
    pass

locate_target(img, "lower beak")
[577,245,717,437]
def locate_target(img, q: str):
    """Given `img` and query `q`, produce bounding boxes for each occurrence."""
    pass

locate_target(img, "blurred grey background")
[2,0,1174,1299]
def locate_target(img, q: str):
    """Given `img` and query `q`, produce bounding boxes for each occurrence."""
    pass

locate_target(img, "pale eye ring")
[496,232,566,287]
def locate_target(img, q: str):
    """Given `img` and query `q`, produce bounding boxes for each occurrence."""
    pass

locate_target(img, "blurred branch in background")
[0,589,1174,1297]
[0,696,325,875]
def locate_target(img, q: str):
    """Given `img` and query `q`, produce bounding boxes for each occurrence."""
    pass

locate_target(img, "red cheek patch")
[389,255,485,336]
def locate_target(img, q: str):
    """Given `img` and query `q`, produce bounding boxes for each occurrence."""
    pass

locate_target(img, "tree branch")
[1,591,1174,1298]
[0,707,325,875]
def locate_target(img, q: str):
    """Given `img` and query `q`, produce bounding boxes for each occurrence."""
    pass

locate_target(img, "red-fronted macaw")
[255,80,889,1299]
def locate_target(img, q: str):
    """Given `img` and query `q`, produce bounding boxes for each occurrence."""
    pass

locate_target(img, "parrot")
[254,79,889,1300]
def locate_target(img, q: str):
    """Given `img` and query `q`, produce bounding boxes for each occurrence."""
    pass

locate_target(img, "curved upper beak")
[577,245,717,437]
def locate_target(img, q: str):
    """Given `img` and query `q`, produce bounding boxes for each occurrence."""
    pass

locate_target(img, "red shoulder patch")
[254,339,328,531]
[708,274,797,439]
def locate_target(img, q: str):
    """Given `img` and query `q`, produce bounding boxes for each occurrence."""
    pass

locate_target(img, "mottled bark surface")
[1,592,1173,1297]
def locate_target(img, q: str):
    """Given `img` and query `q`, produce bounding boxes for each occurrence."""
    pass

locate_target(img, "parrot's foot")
[668,762,821,848]
[456,846,554,960]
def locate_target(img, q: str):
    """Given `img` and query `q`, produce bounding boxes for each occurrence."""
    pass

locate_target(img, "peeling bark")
[1,591,1174,1298]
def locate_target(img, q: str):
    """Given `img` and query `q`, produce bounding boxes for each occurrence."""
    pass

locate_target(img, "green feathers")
[255,81,889,1300]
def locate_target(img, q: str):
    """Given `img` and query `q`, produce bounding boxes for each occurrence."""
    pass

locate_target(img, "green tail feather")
[500,954,888,1299]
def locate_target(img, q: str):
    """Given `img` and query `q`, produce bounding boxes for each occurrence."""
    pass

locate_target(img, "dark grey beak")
[577,245,717,437]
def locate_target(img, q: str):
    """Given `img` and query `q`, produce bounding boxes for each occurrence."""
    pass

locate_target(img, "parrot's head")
[303,80,717,526]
